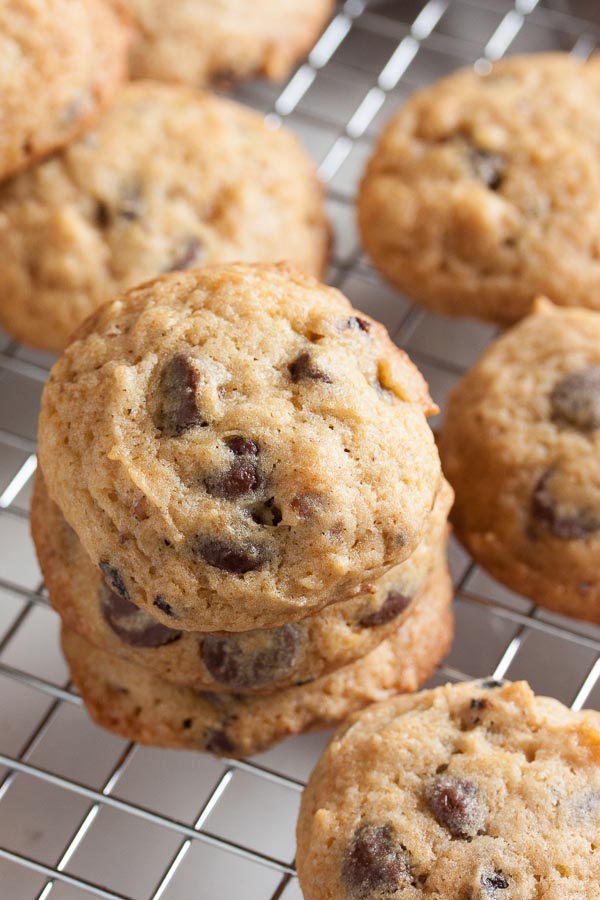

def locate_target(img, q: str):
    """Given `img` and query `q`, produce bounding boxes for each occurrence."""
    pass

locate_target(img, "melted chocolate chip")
[470,698,488,711]
[153,595,175,617]
[99,562,129,600]
[359,590,412,628]
[166,236,204,273]
[426,776,484,838]
[531,471,600,540]
[95,200,111,229]
[470,149,505,190]
[205,729,235,756]
[342,824,411,898]
[205,459,264,500]
[288,352,333,384]
[550,366,600,430]
[100,587,181,648]
[194,537,268,574]
[154,354,205,437]
[481,872,509,893]
[201,624,300,689]
[225,436,259,456]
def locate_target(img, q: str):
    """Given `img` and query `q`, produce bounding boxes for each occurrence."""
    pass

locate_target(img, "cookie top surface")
[38,263,441,632]
[439,299,600,620]
[359,53,600,324]
[0,81,329,351]
[60,547,453,758]
[33,469,452,692]
[297,679,600,900]
[125,0,333,85]
[0,0,129,181]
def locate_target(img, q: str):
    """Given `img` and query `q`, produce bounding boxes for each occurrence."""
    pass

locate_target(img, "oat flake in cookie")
[439,299,600,624]
[359,53,600,324]
[0,81,329,351]
[38,263,441,632]
[0,0,129,182]
[297,680,600,900]
[125,0,334,87]
[32,470,453,693]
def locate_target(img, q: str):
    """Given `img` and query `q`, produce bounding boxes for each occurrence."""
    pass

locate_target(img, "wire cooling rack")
[2,1,600,897]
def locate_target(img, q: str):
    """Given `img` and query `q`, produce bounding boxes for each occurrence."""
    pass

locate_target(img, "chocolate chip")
[288,352,333,384]
[359,590,412,628]
[481,872,509,893]
[202,624,299,689]
[99,562,129,601]
[225,436,259,456]
[194,537,268,573]
[95,200,111,229]
[100,586,182,648]
[531,471,600,540]
[166,236,203,273]
[205,729,235,756]
[550,366,600,430]
[154,354,205,437]
[345,316,371,333]
[153,596,175,617]
[470,148,505,190]
[470,698,488,711]
[426,776,485,838]
[182,718,192,729]
[342,824,411,898]
[205,459,264,500]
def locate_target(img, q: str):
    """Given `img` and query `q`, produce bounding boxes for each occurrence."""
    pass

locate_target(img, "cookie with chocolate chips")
[37,264,441,631]
[297,680,600,900]
[359,53,600,324]
[59,546,454,758]
[32,470,452,692]
[0,0,129,182]
[0,82,329,351]
[125,0,333,87]
[440,299,600,623]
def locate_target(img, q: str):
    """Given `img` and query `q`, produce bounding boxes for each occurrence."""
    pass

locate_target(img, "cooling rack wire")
[1,1,600,897]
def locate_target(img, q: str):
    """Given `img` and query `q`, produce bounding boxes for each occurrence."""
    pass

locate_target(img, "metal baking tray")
[1,1,600,897]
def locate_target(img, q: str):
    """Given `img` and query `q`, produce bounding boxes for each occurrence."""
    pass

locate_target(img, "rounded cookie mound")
[297,679,600,900]
[0,0,129,181]
[38,263,441,632]
[33,470,452,692]
[0,81,329,351]
[359,53,600,324]
[61,549,453,758]
[439,299,600,623]
[126,0,333,86]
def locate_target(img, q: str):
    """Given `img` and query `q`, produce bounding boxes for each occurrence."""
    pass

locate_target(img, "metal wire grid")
[1,1,600,897]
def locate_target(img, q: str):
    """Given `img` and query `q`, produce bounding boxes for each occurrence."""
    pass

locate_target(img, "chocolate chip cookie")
[38,263,441,632]
[297,679,600,900]
[0,81,329,351]
[0,0,129,181]
[126,0,333,86]
[61,547,454,758]
[33,470,453,692]
[439,299,600,623]
[359,53,600,324]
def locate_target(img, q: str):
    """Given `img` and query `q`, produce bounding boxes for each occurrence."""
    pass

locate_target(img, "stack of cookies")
[33,263,454,758]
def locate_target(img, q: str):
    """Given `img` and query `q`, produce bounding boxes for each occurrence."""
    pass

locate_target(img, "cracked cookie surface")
[38,263,441,632]
[0,82,329,351]
[359,53,600,324]
[439,299,600,623]
[297,680,600,900]
[33,470,452,692]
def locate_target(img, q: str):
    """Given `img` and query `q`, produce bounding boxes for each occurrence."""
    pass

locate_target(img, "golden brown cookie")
[38,263,442,632]
[359,53,600,325]
[33,469,453,693]
[0,81,329,351]
[126,0,334,86]
[0,0,130,181]
[439,299,600,623]
[61,547,454,758]
[297,679,600,900]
